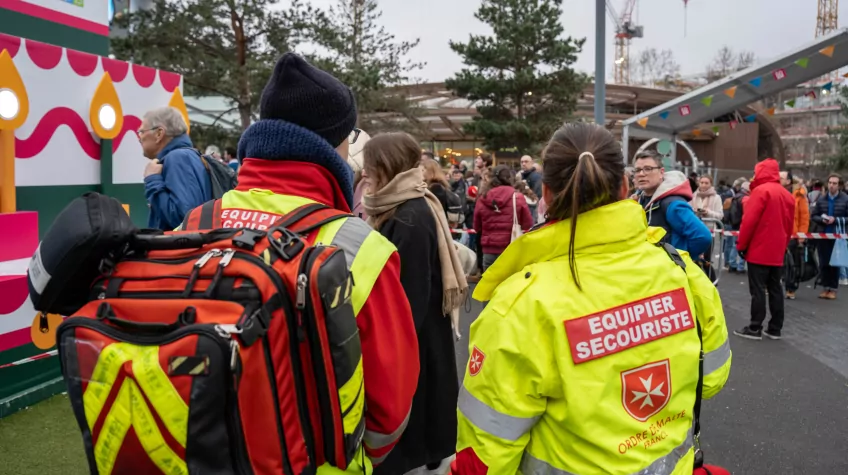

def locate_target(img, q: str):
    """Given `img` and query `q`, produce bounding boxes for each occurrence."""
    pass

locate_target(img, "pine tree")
[111,0,324,130]
[312,0,424,133]
[446,0,587,154]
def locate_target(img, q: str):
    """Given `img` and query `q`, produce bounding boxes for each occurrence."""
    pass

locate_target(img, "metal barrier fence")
[702,218,724,286]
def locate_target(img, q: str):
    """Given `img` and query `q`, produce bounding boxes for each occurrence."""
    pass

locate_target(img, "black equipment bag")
[27,192,137,316]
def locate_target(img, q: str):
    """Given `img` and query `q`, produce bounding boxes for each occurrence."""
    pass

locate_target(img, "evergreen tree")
[312,0,424,133]
[826,87,848,172]
[111,0,324,130]
[446,0,587,154]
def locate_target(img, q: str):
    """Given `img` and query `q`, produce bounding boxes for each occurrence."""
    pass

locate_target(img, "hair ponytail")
[541,123,625,290]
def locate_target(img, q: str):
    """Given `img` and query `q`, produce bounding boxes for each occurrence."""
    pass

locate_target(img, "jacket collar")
[474,200,650,301]
[237,119,354,207]
[236,159,352,212]
[646,171,692,206]
[157,134,193,160]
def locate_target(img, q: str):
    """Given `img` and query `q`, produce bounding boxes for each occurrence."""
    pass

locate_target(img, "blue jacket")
[640,171,712,258]
[144,134,212,230]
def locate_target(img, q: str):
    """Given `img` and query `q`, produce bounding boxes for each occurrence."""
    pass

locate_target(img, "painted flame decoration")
[168,86,191,134]
[89,72,124,140]
[0,49,29,130]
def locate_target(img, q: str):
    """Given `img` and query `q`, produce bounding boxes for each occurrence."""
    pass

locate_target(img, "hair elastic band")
[578,152,595,161]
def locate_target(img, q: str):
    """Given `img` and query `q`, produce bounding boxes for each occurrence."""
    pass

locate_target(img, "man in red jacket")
[734,158,796,340]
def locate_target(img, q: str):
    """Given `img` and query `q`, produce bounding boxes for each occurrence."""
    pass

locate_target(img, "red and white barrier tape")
[451,229,477,234]
[0,350,57,370]
[721,231,848,239]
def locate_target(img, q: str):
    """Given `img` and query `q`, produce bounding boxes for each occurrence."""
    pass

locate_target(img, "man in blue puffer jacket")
[633,151,712,258]
[139,106,212,230]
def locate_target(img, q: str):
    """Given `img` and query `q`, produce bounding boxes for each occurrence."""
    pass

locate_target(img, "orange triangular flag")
[820,45,836,57]
[766,107,776,116]
[692,129,702,137]
[842,72,848,78]
[724,86,737,99]
[637,117,649,128]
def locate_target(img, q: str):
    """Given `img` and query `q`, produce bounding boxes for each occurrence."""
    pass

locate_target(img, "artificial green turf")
[0,394,88,474]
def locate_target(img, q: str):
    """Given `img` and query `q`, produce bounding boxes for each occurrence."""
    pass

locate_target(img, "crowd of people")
[127,51,847,474]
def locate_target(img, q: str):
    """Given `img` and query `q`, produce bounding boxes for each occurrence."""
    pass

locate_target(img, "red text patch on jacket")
[220,208,282,230]
[564,289,693,364]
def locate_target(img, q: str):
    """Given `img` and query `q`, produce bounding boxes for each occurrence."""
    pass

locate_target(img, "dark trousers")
[748,263,785,332]
[817,239,840,290]
[785,240,800,292]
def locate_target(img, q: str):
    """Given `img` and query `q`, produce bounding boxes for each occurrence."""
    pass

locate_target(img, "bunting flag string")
[749,77,762,88]
[724,86,737,98]
[773,69,787,81]
[806,90,818,99]
[822,81,834,92]
[637,117,649,128]
[786,99,796,108]
[711,126,721,135]
[820,45,836,58]
[659,111,670,120]
[795,58,809,68]
[766,107,776,116]
[679,105,692,116]
[692,129,702,137]
[729,120,738,130]
[701,96,713,107]
[744,114,757,123]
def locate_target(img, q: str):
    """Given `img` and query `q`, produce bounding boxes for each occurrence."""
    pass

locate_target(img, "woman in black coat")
[361,132,468,475]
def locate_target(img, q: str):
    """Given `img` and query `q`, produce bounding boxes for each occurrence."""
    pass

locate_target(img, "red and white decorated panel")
[0,32,182,187]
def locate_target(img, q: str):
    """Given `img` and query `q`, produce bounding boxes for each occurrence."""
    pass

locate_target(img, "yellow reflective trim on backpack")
[94,378,188,475]
[132,346,189,448]
[93,378,133,475]
[338,358,365,435]
[84,343,135,430]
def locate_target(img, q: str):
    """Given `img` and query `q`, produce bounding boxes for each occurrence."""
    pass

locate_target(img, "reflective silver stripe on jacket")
[364,409,411,450]
[457,386,540,442]
[331,218,371,268]
[703,338,731,376]
[519,427,694,475]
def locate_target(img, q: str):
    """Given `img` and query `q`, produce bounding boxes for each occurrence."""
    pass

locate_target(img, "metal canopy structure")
[621,28,848,163]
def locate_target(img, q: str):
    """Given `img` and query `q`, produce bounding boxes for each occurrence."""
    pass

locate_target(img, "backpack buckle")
[267,226,305,261]
[233,229,265,251]
[238,307,271,347]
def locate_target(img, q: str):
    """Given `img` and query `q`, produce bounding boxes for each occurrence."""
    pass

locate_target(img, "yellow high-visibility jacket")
[456,200,731,475]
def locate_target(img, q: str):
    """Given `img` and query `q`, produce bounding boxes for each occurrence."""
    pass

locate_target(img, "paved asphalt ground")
[453,272,848,475]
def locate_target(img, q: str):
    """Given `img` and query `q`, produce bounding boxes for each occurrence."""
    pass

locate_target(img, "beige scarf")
[362,168,469,317]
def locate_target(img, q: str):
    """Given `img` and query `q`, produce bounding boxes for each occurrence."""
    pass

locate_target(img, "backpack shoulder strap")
[182,200,222,230]
[271,203,353,236]
[656,240,704,467]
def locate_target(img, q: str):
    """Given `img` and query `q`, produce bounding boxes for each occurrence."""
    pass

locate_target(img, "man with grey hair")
[139,106,212,230]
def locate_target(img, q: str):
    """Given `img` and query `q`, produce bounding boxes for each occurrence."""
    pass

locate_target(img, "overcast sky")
[309,0,848,83]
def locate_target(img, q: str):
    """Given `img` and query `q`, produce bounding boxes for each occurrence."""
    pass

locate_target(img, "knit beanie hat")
[259,53,357,147]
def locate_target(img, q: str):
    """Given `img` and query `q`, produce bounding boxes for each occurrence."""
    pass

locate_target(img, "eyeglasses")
[349,128,362,144]
[633,166,661,175]
[136,126,161,137]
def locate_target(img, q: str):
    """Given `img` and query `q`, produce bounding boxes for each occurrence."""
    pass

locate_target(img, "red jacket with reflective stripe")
[225,160,419,463]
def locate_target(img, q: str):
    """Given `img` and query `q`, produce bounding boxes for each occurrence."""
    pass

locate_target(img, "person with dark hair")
[633,151,712,258]
[224,146,238,172]
[421,150,435,162]
[456,123,731,475]
[811,173,848,299]
[472,165,533,271]
[360,132,467,475]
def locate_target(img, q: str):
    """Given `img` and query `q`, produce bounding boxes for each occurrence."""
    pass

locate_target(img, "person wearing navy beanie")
[180,53,421,473]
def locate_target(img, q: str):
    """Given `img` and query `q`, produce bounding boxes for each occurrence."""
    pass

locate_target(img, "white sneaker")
[840,279,848,286]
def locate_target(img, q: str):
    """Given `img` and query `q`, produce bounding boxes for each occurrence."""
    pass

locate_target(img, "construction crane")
[606,0,643,85]
[816,0,839,37]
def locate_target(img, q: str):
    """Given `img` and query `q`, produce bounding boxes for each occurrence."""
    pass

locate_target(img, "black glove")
[738,249,747,260]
